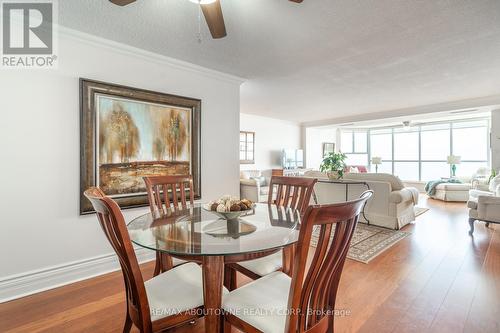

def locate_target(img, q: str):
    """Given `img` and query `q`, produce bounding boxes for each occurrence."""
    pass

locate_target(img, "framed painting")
[80,79,201,214]
[323,142,335,157]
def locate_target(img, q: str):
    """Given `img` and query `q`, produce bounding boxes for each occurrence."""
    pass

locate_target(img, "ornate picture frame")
[80,79,201,214]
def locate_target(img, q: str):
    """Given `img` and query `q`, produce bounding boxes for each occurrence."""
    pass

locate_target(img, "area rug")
[414,206,429,217]
[311,223,410,264]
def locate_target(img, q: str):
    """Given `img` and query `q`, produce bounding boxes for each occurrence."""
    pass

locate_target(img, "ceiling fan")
[109,0,303,39]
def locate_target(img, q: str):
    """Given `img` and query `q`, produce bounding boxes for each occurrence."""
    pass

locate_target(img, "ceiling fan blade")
[201,0,227,39]
[109,0,136,6]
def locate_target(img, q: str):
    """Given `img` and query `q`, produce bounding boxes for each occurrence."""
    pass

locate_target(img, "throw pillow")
[349,167,360,174]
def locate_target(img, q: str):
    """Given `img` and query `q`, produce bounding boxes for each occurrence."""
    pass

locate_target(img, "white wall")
[492,109,500,172]
[239,113,301,171]
[0,29,242,301]
[305,127,337,170]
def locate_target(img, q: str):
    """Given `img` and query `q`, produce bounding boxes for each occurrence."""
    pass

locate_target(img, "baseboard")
[0,248,155,303]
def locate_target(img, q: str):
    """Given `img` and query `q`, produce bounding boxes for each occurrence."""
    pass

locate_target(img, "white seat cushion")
[146,262,227,321]
[223,271,291,333]
[237,251,282,276]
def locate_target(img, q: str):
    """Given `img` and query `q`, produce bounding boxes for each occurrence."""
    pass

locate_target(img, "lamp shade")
[371,157,382,165]
[447,155,461,165]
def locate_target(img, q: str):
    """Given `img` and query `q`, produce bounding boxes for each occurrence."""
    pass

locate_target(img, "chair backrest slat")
[84,187,152,332]
[285,191,373,333]
[267,176,317,215]
[143,175,194,214]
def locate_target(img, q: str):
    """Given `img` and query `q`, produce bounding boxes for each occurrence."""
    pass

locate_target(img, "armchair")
[468,174,500,235]
[239,170,270,202]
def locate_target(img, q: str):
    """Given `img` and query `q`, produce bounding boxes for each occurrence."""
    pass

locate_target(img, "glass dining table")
[127,203,301,333]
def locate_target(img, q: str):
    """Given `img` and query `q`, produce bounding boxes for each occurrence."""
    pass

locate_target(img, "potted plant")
[320,152,347,180]
[489,169,497,184]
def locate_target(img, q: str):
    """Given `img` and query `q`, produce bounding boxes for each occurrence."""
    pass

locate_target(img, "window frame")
[340,117,490,181]
[240,131,255,164]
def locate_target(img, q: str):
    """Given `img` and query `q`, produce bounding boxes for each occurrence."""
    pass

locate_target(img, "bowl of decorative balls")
[203,195,255,221]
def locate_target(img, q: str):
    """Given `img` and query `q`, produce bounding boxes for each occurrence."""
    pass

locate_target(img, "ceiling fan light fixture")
[189,0,216,4]
[402,121,411,131]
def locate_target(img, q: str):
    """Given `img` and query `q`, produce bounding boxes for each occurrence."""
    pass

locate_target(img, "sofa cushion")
[251,176,266,186]
[240,170,262,180]
[344,173,405,191]
[435,183,471,191]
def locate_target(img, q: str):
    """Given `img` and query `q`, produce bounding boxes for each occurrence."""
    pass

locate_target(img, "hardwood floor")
[1,196,499,333]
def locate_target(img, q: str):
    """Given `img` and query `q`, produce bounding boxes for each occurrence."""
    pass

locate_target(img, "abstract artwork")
[80,79,201,214]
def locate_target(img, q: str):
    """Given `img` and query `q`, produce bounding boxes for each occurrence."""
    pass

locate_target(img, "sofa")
[304,172,419,230]
[468,175,500,235]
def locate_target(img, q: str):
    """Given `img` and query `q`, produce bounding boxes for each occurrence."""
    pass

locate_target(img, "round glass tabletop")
[127,203,301,256]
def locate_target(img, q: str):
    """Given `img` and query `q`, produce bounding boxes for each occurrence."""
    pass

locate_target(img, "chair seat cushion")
[223,271,291,333]
[237,251,282,276]
[146,262,228,321]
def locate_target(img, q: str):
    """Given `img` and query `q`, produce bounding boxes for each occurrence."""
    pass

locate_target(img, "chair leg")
[223,317,232,333]
[154,252,174,277]
[224,266,237,291]
[485,222,490,228]
[123,314,133,333]
[153,252,161,277]
[468,218,475,236]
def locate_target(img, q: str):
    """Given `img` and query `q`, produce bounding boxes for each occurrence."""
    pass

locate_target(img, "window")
[240,131,255,164]
[394,130,419,160]
[341,130,368,166]
[340,118,490,181]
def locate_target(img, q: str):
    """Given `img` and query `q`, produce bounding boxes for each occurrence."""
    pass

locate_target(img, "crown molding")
[58,26,246,86]
[301,95,500,128]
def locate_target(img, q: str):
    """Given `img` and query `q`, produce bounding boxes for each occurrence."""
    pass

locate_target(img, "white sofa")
[305,172,419,230]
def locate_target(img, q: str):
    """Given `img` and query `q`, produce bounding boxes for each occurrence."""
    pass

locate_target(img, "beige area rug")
[311,223,410,264]
[310,207,427,263]
[415,206,429,217]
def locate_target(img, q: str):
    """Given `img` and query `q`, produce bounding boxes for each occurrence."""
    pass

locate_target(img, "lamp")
[447,155,461,177]
[371,157,382,173]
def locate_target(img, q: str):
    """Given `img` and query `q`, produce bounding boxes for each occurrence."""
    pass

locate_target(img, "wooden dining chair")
[84,187,208,333]
[225,176,317,289]
[222,191,373,333]
[143,175,194,276]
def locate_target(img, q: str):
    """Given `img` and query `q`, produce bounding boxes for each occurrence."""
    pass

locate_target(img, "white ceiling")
[59,0,500,123]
